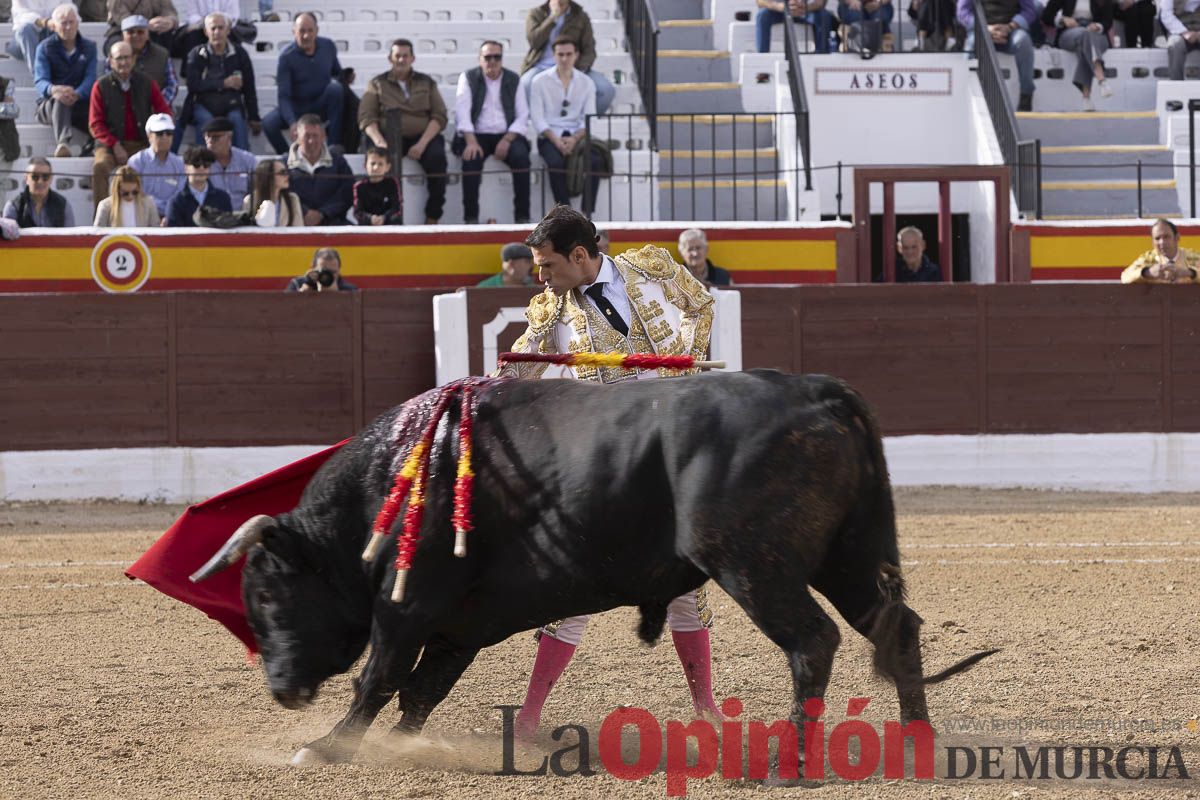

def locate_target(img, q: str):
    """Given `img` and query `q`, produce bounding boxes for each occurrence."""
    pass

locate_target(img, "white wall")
[8,433,1200,501]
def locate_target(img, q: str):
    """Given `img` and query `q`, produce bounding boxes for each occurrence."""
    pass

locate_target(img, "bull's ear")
[189,515,276,583]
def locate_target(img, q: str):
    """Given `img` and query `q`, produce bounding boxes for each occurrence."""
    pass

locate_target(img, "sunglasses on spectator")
[560,99,570,117]
[29,172,52,182]
[120,189,140,199]
[482,53,502,61]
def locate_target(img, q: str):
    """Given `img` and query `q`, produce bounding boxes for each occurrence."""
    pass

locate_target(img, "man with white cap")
[128,112,184,216]
[119,14,177,104]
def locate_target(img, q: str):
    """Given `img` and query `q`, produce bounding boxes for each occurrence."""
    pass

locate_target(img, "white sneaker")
[1082,95,1095,112]
[1097,79,1113,98]
[53,143,71,158]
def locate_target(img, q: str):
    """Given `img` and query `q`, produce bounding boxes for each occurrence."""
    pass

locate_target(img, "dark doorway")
[867,213,971,282]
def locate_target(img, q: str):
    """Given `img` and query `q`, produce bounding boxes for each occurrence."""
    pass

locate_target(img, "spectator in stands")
[174,0,248,58]
[7,0,60,76]
[1122,218,1200,283]
[531,37,605,215]
[119,15,177,105]
[838,0,895,51]
[182,11,259,149]
[352,146,403,226]
[286,247,358,291]
[201,116,256,200]
[1113,0,1154,48]
[33,3,96,158]
[678,228,732,287]
[0,78,17,211]
[127,112,184,214]
[245,158,302,226]
[1043,0,1112,110]
[359,39,448,224]
[908,0,961,50]
[93,164,160,225]
[89,39,172,207]
[165,145,231,225]
[477,241,535,286]
[754,0,834,54]
[288,112,353,225]
[519,0,614,114]
[1163,0,1200,80]
[454,41,532,225]
[2,158,75,226]
[891,226,942,282]
[263,12,344,154]
[958,0,1036,110]
[596,227,609,254]
[104,0,177,54]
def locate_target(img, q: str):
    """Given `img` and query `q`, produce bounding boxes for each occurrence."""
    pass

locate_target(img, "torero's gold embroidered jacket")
[1121,247,1200,284]
[502,245,715,383]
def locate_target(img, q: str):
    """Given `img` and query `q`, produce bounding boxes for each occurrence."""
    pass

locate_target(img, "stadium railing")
[617,0,660,148]
[781,10,813,192]
[970,0,1042,219]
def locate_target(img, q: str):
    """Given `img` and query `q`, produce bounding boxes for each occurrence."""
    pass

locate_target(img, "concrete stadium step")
[270,0,623,23]
[1016,111,1160,148]
[1039,145,1174,183]
[659,147,779,176]
[658,178,787,221]
[657,50,731,83]
[657,115,777,148]
[656,82,742,113]
[652,0,707,21]
[1040,179,1179,217]
[658,20,714,50]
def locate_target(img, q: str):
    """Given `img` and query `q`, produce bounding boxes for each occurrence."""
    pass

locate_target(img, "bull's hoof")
[290,747,327,767]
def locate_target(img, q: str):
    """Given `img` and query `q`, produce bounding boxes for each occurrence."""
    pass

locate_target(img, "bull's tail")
[922,648,1001,684]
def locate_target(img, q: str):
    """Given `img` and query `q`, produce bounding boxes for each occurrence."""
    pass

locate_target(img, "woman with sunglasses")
[245,159,302,227]
[93,166,162,227]
[2,158,75,228]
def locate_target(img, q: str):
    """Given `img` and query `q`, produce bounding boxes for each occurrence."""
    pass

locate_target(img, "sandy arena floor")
[1,489,1198,799]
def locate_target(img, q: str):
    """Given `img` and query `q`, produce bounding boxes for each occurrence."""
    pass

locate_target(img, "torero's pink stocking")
[672,628,721,718]
[515,635,577,739]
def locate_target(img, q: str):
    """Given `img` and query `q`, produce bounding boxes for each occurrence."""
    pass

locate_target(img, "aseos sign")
[813,66,953,95]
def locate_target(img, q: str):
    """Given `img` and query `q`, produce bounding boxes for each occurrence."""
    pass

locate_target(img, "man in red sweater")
[89,39,172,208]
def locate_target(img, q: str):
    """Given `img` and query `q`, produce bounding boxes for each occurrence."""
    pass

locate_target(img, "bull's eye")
[256,589,272,607]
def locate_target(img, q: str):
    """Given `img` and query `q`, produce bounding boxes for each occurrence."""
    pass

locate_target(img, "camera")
[303,268,337,290]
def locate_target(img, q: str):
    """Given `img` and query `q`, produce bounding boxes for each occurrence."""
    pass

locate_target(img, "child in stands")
[352,146,404,226]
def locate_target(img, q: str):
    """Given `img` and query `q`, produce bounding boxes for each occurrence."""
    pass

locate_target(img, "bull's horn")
[188,514,275,583]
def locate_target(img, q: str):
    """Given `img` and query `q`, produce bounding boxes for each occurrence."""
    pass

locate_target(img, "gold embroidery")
[617,245,677,279]
[694,585,714,628]
[526,289,565,334]
[644,299,666,320]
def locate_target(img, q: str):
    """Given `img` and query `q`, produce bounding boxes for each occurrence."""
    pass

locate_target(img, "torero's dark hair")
[525,205,599,258]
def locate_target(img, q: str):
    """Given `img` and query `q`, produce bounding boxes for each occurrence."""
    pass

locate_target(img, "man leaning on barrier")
[1122,218,1200,284]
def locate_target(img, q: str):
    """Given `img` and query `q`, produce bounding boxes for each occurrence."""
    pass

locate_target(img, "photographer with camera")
[285,246,358,292]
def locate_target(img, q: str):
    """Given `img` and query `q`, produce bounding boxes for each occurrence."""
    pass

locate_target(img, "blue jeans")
[192,105,250,150]
[6,22,47,75]
[755,7,834,53]
[967,27,1035,95]
[262,81,345,154]
[837,1,895,34]
[519,65,615,115]
[258,0,273,14]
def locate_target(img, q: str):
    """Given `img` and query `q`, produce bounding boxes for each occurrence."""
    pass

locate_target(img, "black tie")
[584,283,628,337]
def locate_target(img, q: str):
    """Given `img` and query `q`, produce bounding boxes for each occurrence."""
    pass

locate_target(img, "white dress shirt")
[453,70,530,136]
[1162,0,1200,35]
[11,0,58,29]
[579,254,631,329]
[530,66,596,136]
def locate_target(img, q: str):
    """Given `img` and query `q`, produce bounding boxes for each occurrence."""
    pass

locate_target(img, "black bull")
[194,369,995,765]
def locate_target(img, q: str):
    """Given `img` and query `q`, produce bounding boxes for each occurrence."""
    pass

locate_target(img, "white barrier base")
[2,434,1199,502]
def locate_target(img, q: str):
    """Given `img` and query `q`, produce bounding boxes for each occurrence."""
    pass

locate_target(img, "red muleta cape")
[125,441,348,652]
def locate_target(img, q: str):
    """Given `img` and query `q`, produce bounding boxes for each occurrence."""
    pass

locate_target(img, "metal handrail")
[970,0,1041,217]
[781,10,814,191]
[617,0,659,148]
